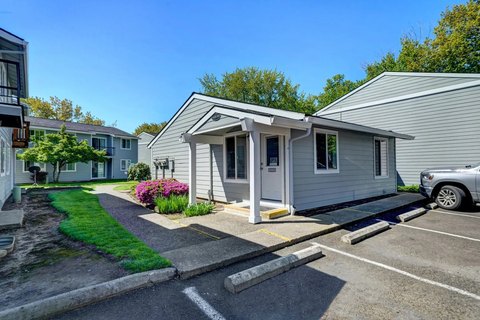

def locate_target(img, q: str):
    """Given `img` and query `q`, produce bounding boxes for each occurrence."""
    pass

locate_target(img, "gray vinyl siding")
[292,126,396,211]
[150,98,248,203]
[327,75,477,111]
[322,84,480,185]
[138,133,154,166]
[0,127,14,209]
[15,131,138,183]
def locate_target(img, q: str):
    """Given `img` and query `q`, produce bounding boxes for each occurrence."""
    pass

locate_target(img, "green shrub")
[128,162,151,181]
[184,202,215,217]
[154,195,189,214]
[398,185,420,193]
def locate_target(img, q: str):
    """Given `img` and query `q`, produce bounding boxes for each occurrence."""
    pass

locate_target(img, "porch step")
[224,204,289,220]
[0,210,24,230]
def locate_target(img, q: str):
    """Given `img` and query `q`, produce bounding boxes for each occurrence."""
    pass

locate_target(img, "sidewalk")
[93,186,424,279]
[160,193,425,278]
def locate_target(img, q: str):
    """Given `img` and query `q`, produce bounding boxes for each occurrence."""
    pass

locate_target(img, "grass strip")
[49,189,171,273]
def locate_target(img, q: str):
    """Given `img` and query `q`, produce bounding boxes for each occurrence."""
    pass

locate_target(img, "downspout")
[288,125,311,215]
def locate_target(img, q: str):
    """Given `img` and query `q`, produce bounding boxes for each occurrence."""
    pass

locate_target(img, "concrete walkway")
[94,186,424,279]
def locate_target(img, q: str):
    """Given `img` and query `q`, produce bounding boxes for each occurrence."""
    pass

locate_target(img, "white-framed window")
[224,133,248,182]
[6,142,10,175]
[374,137,389,178]
[60,162,76,172]
[23,160,46,172]
[92,161,106,179]
[120,159,132,171]
[121,138,131,150]
[314,128,339,174]
[0,138,5,176]
[29,129,45,144]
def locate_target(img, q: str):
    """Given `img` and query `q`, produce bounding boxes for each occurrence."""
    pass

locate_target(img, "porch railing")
[0,59,22,106]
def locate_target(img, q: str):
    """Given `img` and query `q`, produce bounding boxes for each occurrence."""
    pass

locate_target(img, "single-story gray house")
[137,132,154,167]
[0,28,28,208]
[16,117,139,183]
[147,93,413,223]
[316,72,480,186]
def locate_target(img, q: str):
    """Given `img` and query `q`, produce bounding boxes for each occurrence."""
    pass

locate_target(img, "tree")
[317,74,364,108]
[17,125,106,182]
[133,122,167,136]
[199,67,318,114]
[23,96,105,125]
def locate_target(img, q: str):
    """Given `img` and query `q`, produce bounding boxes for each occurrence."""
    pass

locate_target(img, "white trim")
[59,162,76,173]
[313,128,339,174]
[306,116,414,140]
[22,160,46,172]
[0,29,28,46]
[91,160,107,179]
[147,93,305,148]
[223,132,249,184]
[318,78,480,116]
[373,136,389,179]
[0,137,5,177]
[120,138,131,150]
[120,159,132,171]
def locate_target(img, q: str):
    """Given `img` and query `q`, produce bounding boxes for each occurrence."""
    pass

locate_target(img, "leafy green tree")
[17,125,106,182]
[199,67,318,114]
[317,74,364,108]
[133,122,167,136]
[23,96,105,126]
[128,162,151,181]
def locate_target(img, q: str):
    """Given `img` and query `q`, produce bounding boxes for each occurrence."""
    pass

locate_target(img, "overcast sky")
[2,0,462,132]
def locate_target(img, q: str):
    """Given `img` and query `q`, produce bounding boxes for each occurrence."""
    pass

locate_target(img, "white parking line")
[431,209,480,219]
[395,223,480,243]
[311,242,480,301]
[182,287,226,320]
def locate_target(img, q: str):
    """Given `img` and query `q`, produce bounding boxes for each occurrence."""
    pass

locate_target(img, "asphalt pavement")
[55,206,480,320]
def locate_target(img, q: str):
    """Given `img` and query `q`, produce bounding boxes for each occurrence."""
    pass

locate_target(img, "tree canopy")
[199,67,318,114]
[133,122,167,136]
[23,96,106,126]
[17,125,106,182]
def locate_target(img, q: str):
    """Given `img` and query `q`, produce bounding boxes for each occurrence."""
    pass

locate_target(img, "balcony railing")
[93,146,115,156]
[12,121,30,148]
[0,59,21,106]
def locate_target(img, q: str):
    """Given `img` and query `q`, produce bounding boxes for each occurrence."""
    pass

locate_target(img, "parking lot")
[57,205,480,320]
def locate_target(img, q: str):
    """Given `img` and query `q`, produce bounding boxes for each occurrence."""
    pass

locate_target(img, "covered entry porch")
[180,105,310,224]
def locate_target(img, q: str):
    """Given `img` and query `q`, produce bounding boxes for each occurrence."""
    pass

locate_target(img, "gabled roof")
[316,72,480,116]
[147,92,305,148]
[26,116,137,138]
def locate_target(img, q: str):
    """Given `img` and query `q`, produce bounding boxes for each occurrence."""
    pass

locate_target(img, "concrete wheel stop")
[224,244,324,294]
[341,221,390,245]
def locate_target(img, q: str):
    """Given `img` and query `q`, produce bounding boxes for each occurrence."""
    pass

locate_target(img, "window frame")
[313,128,340,174]
[374,136,389,179]
[91,160,107,179]
[120,159,132,171]
[23,160,46,173]
[29,129,46,147]
[223,133,249,184]
[0,137,5,176]
[59,162,77,172]
[120,138,131,150]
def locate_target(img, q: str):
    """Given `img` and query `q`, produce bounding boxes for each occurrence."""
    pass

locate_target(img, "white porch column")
[249,130,261,224]
[188,141,197,205]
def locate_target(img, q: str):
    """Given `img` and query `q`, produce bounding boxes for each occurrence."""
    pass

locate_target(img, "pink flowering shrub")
[135,179,189,205]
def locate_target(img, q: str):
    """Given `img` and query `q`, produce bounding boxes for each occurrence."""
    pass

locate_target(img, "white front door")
[261,135,283,201]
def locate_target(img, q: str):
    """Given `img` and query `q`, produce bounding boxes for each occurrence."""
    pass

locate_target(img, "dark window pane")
[375,140,381,176]
[226,137,236,179]
[266,136,279,166]
[236,135,247,179]
[316,133,327,170]
[327,134,337,169]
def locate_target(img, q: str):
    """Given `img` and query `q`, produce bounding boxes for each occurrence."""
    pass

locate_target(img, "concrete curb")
[224,245,324,293]
[396,208,427,222]
[0,267,177,320]
[426,203,438,210]
[341,221,390,244]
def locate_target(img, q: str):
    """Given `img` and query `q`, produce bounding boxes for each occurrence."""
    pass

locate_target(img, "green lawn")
[113,180,139,191]
[49,189,171,273]
[20,179,131,190]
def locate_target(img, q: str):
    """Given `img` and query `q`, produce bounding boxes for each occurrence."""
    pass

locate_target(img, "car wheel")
[435,185,465,210]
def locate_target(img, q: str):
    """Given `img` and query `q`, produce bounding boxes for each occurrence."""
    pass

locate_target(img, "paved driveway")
[55,205,480,320]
